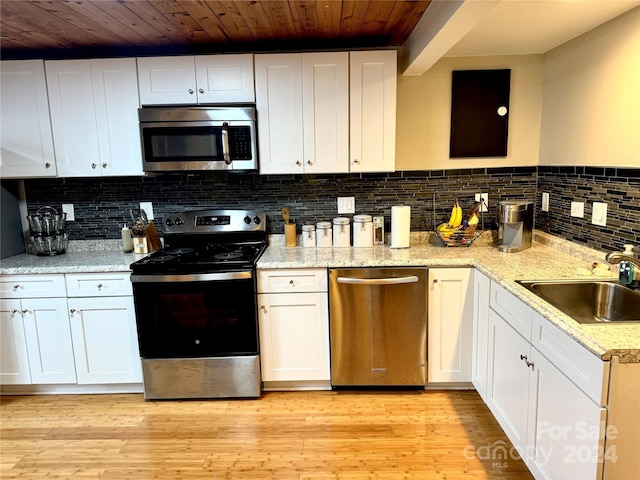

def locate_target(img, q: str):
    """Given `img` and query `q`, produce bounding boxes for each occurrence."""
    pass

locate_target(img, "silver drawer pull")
[261,305,267,313]
[22,309,29,314]
[10,309,19,315]
[13,284,20,291]
[70,309,76,314]
[97,284,103,289]
[289,280,295,286]
[337,276,419,286]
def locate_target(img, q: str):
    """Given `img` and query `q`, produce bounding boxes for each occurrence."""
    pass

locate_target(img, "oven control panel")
[163,209,266,234]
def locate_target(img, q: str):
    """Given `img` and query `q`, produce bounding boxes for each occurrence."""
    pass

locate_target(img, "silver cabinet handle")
[353,159,360,164]
[260,305,267,313]
[520,354,528,361]
[526,360,535,369]
[10,309,19,315]
[97,284,103,289]
[296,161,302,166]
[199,88,204,94]
[433,279,438,283]
[188,89,194,94]
[289,280,295,286]
[22,309,29,314]
[102,163,107,168]
[221,122,231,165]
[70,309,76,314]
[45,163,51,168]
[92,163,97,169]
[307,160,313,166]
[13,284,20,291]
[337,276,419,285]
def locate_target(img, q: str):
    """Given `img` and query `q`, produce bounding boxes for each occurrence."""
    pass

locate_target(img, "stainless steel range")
[129,209,267,400]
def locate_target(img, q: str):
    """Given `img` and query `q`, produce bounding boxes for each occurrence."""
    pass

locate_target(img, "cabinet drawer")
[0,274,66,298]
[257,269,327,293]
[490,281,533,341]
[532,313,607,406]
[65,273,132,297]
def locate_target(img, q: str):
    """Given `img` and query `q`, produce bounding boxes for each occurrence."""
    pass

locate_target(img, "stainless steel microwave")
[138,106,257,172]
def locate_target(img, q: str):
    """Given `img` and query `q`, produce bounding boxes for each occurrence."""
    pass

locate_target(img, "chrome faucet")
[605,250,640,271]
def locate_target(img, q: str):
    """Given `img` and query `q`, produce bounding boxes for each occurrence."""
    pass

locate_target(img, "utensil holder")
[284,223,297,247]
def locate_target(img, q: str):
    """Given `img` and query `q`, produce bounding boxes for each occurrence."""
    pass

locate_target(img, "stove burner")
[165,247,194,256]
[213,251,245,260]
[149,254,177,263]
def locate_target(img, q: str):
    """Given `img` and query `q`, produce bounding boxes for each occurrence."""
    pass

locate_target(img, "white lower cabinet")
[68,296,141,384]
[485,280,609,480]
[257,269,330,384]
[65,273,141,384]
[427,268,473,383]
[0,272,142,389]
[0,275,75,384]
[471,269,491,400]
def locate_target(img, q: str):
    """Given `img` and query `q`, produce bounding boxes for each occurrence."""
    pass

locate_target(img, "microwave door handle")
[222,122,231,165]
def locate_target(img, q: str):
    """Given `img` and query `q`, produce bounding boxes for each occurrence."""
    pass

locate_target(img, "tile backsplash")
[22,165,639,254]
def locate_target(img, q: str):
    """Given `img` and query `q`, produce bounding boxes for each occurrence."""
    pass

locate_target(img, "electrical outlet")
[337,197,355,214]
[474,193,488,212]
[592,202,607,226]
[570,201,584,218]
[139,202,155,220]
[541,192,549,212]
[61,203,75,221]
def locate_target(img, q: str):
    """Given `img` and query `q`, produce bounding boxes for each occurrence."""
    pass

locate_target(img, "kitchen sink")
[516,280,640,324]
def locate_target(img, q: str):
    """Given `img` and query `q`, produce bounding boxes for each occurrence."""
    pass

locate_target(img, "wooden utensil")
[281,207,290,224]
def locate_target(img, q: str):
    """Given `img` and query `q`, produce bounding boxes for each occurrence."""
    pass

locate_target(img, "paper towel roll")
[390,205,411,248]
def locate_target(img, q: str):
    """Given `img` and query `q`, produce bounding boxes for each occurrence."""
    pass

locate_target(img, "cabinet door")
[527,348,606,480]
[428,268,473,383]
[195,54,255,103]
[349,50,397,173]
[46,59,101,177]
[137,56,197,105]
[472,270,491,400]
[22,297,76,384]
[0,299,31,385]
[258,292,330,382]
[68,296,142,384]
[0,60,56,178]
[91,58,143,176]
[301,52,349,174]
[486,309,531,454]
[255,54,304,174]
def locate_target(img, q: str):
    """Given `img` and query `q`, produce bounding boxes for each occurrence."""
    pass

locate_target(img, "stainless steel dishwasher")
[329,267,427,387]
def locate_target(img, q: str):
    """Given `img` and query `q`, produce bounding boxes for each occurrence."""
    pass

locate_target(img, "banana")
[468,213,479,226]
[449,198,462,228]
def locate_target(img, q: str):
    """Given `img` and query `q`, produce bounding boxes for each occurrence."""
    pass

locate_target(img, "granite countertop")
[258,231,640,363]
[2,232,639,362]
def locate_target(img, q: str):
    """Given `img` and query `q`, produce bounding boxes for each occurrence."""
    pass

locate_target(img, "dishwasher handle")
[336,275,419,285]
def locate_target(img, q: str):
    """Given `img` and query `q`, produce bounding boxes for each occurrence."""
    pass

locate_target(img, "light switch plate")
[139,202,155,220]
[592,202,607,226]
[570,201,584,218]
[541,192,549,212]
[337,197,355,214]
[62,203,75,221]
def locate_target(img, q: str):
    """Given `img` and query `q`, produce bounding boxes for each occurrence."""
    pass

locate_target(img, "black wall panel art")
[449,69,511,158]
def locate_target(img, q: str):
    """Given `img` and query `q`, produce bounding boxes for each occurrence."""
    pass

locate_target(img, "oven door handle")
[130,272,253,283]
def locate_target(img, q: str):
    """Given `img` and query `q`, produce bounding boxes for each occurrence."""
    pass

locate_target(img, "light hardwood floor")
[1,390,534,479]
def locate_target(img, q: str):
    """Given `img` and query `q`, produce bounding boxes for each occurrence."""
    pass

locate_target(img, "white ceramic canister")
[316,221,332,247]
[352,214,373,247]
[332,217,351,247]
[302,224,316,247]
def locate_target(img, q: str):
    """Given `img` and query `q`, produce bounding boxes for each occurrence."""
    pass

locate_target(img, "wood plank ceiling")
[0,0,431,59]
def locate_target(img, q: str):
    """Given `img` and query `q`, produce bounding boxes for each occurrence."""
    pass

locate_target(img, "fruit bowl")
[434,227,482,247]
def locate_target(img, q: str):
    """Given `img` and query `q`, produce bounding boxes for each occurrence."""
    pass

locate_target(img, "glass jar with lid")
[353,214,373,247]
[316,221,332,247]
[332,217,351,247]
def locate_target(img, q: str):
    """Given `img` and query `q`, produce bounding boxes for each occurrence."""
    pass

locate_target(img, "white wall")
[395,54,542,171]
[539,7,640,166]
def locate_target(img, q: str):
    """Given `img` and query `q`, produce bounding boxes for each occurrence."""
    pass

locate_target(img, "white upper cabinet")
[137,54,254,105]
[255,54,305,174]
[0,60,56,178]
[350,50,397,173]
[45,58,142,177]
[256,52,349,174]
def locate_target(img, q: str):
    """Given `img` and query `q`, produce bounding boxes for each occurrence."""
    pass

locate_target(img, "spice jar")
[302,224,316,248]
[353,214,373,247]
[316,221,332,247]
[332,217,351,247]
